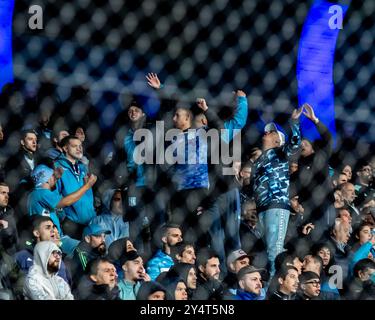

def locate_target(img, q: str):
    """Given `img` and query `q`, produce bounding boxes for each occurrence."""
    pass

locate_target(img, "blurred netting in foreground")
[8,0,375,171]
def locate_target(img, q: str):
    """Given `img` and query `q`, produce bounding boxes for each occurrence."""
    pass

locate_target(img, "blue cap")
[31,165,54,187]
[83,224,111,238]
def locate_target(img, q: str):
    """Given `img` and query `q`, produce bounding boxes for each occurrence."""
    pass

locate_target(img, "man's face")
[201,257,220,280]
[128,106,144,122]
[338,209,352,225]
[175,281,188,300]
[240,272,262,295]
[111,191,123,215]
[302,255,321,275]
[47,250,61,274]
[302,278,321,298]
[163,228,183,247]
[87,234,107,255]
[0,125,4,141]
[0,185,9,207]
[187,267,197,289]
[359,268,375,282]
[240,166,252,186]
[173,109,190,130]
[34,221,56,242]
[341,183,356,203]
[357,165,373,184]
[334,224,350,244]
[21,133,37,153]
[262,130,281,149]
[124,257,145,282]
[91,261,118,289]
[300,139,314,157]
[317,248,331,267]
[279,269,299,294]
[337,173,348,185]
[242,202,258,226]
[179,245,196,264]
[64,138,83,161]
[334,190,345,209]
[232,256,250,273]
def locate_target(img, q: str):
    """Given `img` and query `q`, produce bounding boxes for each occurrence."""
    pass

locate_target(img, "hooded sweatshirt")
[54,154,96,224]
[23,241,74,300]
[90,189,129,247]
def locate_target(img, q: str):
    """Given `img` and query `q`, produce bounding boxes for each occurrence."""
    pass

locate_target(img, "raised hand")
[146,73,161,89]
[235,90,246,97]
[302,103,318,123]
[291,106,304,120]
[85,174,97,187]
[196,98,208,112]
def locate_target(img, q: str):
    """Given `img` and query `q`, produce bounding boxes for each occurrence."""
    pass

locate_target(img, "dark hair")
[0,182,8,188]
[170,242,195,262]
[136,281,167,300]
[86,257,112,276]
[196,248,220,268]
[60,135,81,148]
[31,215,53,231]
[161,223,181,237]
[353,259,375,279]
[21,129,37,140]
[353,222,373,239]
[277,265,299,281]
[305,254,324,274]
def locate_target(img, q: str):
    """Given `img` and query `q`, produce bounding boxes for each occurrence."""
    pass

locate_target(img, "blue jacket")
[54,155,96,225]
[146,249,174,281]
[221,96,248,143]
[90,189,129,247]
[118,279,142,300]
[234,288,265,300]
[27,188,63,235]
[252,120,301,212]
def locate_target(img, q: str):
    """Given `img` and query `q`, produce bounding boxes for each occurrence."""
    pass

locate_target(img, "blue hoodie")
[90,189,129,247]
[54,155,96,225]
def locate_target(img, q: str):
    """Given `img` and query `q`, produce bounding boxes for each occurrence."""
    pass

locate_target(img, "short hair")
[353,222,373,238]
[86,257,112,276]
[175,106,193,121]
[171,241,195,260]
[31,215,53,231]
[353,259,375,279]
[240,161,253,171]
[196,248,220,268]
[21,129,37,140]
[161,223,181,238]
[277,265,299,281]
[354,160,371,174]
[0,182,8,188]
[60,135,81,148]
[305,254,323,271]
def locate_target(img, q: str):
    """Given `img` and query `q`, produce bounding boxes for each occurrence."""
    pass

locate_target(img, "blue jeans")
[258,208,290,276]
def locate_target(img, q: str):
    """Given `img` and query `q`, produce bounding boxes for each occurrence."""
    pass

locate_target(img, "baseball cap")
[227,249,250,268]
[237,265,266,280]
[119,250,140,266]
[83,224,111,238]
[31,165,54,187]
[264,122,286,146]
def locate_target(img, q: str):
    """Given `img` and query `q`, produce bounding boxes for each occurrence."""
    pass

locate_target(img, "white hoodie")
[23,241,74,300]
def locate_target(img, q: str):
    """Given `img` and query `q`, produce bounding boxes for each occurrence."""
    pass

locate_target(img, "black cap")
[119,250,140,266]
[237,266,265,280]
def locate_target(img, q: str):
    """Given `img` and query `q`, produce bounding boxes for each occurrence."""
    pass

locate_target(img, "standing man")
[252,106,303,276]
[55,135,97,239]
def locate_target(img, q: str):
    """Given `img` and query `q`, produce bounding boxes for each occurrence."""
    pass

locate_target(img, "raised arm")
[285,106,303,157]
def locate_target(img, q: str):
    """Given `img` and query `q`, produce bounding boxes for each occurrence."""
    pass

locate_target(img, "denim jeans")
[258,208,290,276]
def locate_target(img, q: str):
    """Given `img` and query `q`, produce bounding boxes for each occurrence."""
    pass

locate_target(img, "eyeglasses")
[304,280,320,287]
[51,250,62,258]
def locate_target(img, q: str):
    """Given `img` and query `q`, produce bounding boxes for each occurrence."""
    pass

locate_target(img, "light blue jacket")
[54,155,96,225]
[146,249,174,281]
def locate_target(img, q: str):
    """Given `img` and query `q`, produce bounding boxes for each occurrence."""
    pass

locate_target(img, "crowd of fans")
[0,73,374,300]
